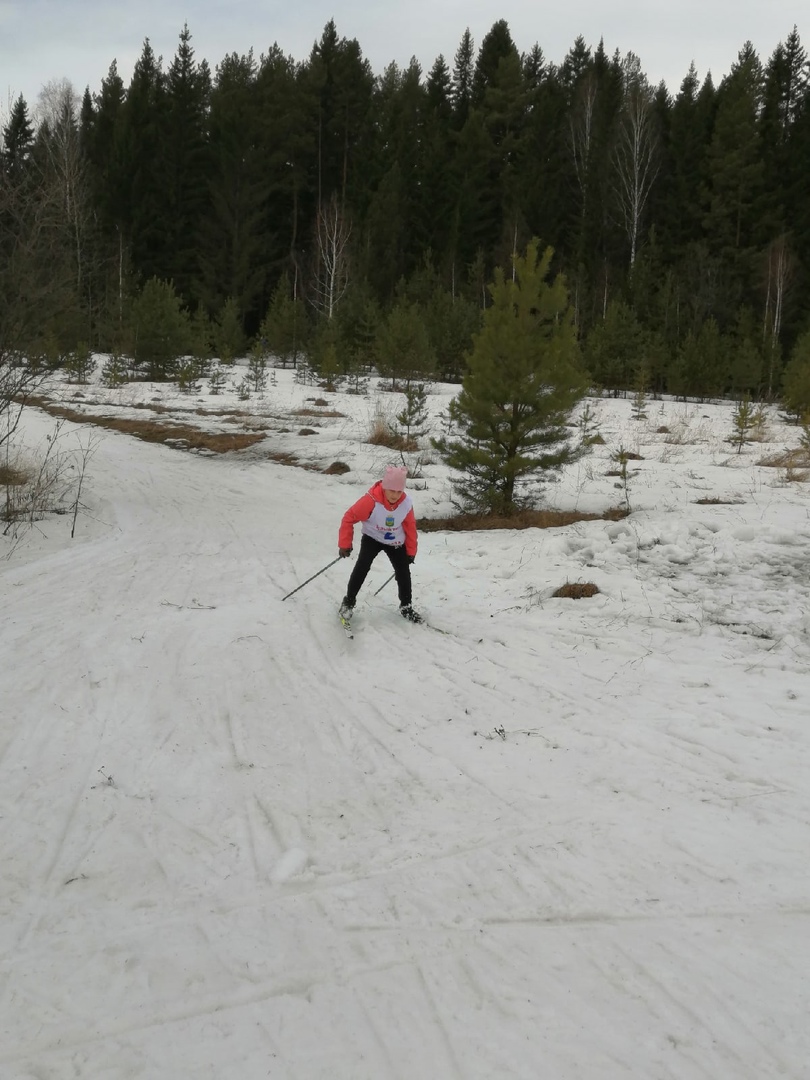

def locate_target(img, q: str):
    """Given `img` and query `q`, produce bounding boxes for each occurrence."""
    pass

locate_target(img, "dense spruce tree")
[658,65,715,256]
[434,240,586,514]
[82,62,127,232]
[703,43,766,320]
[450,29,475,129]
[304,20,375,209]
[519,59,572,289]
[201,51,269,325]
[477,36,529,269]
[420,56,456,271]
[1,96,35,175]
[362,59,427,295]
[255,46,315,284]
[119,39,168,284]
[471,19,517,108]
[161,26,212,302]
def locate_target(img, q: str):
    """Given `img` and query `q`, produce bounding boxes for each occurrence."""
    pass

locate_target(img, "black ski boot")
[399,603,423,624]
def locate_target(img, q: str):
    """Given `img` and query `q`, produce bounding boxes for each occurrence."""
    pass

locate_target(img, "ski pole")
[282,555,343,601]
[374,572,395,595]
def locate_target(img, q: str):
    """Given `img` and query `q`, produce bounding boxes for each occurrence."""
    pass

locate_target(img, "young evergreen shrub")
[248,353,268,394]
[730,396,757,452]
[64,343,95,384]
[208,362,228,395]
[396,382,430,449]
[101,352,127,389]
[177,359,200,393]
[434,240,586,516]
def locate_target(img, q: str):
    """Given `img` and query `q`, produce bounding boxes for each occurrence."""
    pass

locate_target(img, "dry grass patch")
[265,451,322,473]
[784,466,810,482]
[0,464,30,486]
[757,448,809,469]
[293,406,345,418]
[695,496,744,505]
[420,506,628,533]
[552,582,600,599]
[24,397,265,453]
[366,405,418,451]
[324,461,351,475]
[367,425,414,451]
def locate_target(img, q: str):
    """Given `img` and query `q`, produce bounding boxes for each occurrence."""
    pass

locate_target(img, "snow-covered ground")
[2,367,810,1079]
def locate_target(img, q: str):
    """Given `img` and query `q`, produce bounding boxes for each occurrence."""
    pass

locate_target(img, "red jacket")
[339,481,418,557]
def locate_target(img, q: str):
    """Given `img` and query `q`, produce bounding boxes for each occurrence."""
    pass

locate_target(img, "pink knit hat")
[382,465,407,491]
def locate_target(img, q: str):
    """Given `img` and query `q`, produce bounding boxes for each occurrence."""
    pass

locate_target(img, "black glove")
[407,554,416,564]
[339,547,353,558]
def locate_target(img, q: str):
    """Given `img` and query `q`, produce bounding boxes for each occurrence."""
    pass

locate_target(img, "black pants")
[346,535,412,606]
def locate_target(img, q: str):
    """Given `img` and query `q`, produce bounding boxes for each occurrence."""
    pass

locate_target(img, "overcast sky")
[0,0,805,116]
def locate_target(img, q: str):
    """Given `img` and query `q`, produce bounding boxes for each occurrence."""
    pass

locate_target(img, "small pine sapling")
[295,361,316,386]
[612,446,633,513]
[731,396,756,454]
[318,341,342,392]
[396,382,429,451]
[750,403,768,442]
[101,351,127,389]
[248,351,268,394]
[64,343,95,384]
[177,359,200,393]
[208,362,228,395]
[631,363,650,421]
[345,370,369,395]
[578,402,602,446]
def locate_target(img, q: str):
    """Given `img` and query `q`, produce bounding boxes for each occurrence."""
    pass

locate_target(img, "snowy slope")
[1,378,809,1079]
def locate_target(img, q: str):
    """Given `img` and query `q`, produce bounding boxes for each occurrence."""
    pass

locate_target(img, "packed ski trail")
[1,406,810,1079]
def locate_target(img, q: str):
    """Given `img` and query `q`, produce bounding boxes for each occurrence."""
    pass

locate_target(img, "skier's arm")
[338,493,375,550]
[402,508,418,558]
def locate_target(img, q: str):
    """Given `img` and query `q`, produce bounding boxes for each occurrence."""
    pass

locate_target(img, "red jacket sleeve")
[339,493,375,549]
[403,507,418,557]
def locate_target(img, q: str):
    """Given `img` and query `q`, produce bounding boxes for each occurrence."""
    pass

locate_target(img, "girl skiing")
[338,465,421,622]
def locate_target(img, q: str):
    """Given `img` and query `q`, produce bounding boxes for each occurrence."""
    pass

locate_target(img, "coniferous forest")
[2,18,810,405]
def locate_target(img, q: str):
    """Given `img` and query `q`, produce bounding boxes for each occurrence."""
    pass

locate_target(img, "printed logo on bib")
[385,516,395,527]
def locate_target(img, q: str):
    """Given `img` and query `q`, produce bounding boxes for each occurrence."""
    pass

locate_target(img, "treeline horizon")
[2,18,809,403]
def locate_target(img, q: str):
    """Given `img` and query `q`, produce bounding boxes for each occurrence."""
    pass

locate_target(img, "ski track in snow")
[1,389,810,1079]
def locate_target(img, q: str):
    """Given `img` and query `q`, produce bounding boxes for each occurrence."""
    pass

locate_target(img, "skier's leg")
[345,535,382,603]
[385,544,412,607]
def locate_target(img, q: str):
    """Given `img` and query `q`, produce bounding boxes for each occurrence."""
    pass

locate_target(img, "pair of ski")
[339,607,449,641]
